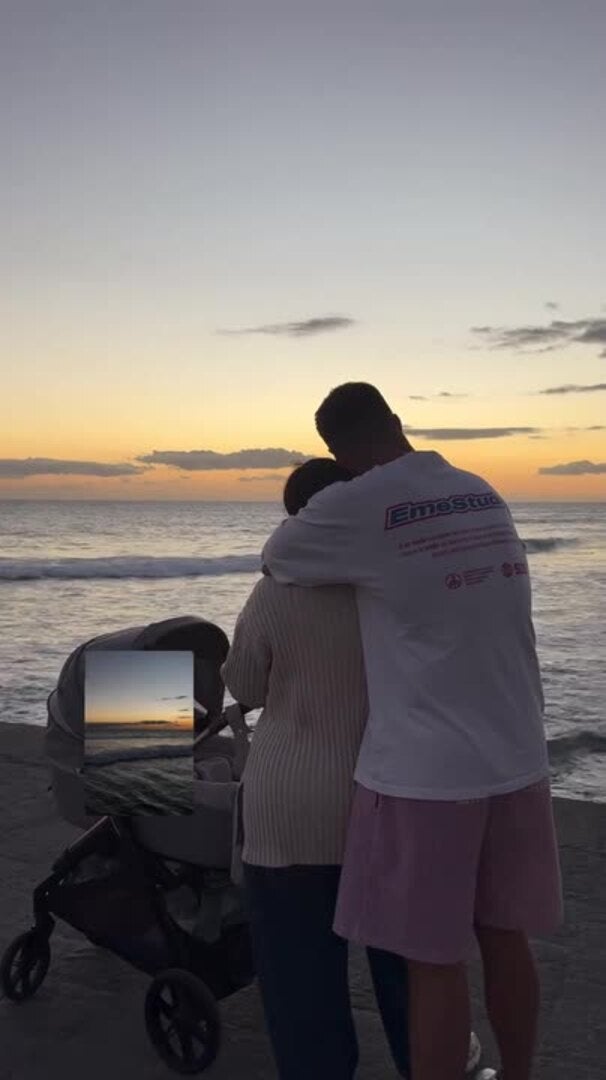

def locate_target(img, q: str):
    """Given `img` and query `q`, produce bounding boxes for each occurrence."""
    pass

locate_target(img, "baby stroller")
[1,615,255,1074]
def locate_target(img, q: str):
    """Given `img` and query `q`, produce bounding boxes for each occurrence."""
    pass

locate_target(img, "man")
[262,383,563,1080]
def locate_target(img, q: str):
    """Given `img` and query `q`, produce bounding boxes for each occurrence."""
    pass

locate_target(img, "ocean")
[1,499,605,803]
[84,722,194,817]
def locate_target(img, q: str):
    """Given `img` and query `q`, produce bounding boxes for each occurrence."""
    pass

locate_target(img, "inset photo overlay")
[84,650,194,817]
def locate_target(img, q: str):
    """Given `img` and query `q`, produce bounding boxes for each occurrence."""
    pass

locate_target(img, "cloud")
[545,301,560,311]
[538,460,606,476]
[409,392,469,401]
[472,316,606,357]
[137,449,308,471]
[523,426,605,437]
[563,425,606,432]
[407,427,539,440]
[239,474,286,483]
[0,458,146,479]
[538,382,606,395]
[217,315,355,338]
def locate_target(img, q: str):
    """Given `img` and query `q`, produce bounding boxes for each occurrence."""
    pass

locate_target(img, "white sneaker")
[474,1070,499,1079]
[466,1032,482,1074]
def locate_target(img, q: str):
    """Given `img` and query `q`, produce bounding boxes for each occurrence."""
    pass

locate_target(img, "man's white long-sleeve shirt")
[262,450,549,800]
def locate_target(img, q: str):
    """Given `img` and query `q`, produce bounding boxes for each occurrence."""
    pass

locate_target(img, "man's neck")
[373,441,415,467]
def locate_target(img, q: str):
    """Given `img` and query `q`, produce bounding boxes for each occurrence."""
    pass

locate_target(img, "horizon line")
[1,496,604,505]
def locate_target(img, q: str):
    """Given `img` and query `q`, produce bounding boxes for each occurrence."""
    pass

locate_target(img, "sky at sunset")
[2,1,605,502]
[85,650,193,726]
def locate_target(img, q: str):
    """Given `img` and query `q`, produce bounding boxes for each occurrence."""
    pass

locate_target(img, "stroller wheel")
[1,930,51,1002]
[145,969,221,1074]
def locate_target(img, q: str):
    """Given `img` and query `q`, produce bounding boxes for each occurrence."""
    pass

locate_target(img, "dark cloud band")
[0,458,146,479]
[137,449,307,471]
[406,427,538,440]
[239,474,285,483]
[538,460,606,476]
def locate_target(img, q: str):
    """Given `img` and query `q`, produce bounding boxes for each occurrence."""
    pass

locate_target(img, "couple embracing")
[222,382,563,1080]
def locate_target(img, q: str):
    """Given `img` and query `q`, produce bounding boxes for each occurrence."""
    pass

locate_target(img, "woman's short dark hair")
[283,458,352,515]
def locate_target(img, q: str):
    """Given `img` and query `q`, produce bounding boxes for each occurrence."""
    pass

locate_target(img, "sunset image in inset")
[83,651,193,817]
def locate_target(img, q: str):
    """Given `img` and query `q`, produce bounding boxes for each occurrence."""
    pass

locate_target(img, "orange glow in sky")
[85,652,194,728]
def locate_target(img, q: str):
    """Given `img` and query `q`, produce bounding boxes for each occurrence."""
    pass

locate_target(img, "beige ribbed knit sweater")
[221,576,368,867]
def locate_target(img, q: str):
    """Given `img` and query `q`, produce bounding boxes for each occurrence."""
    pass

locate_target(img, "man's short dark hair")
[315,383,393,450]
[283,458,352,516]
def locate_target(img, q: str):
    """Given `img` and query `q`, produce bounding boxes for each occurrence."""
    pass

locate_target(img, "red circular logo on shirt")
[501,562,514,577]
[445,573,463,590]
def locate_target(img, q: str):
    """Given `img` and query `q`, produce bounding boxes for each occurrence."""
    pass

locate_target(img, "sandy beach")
[0,720,605,1080]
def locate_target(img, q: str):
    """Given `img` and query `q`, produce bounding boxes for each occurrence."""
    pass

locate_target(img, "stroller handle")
[193,702,254,749]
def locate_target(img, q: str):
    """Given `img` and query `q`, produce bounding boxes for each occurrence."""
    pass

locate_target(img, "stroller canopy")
[46,616,230,773]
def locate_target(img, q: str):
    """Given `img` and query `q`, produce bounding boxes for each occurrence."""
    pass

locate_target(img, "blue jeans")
[243,862,410,1080]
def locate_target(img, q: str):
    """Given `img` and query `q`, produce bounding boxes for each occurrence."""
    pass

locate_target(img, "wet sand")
[0,721,604,1079]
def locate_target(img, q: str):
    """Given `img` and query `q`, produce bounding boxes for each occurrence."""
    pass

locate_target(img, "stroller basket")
[45,817,253,996]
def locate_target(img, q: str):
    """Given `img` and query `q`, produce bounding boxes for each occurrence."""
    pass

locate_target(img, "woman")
[223,459,480,1079]
[222,458,409,1080]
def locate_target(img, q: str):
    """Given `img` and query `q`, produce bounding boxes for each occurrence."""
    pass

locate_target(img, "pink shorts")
[333,777,563,964]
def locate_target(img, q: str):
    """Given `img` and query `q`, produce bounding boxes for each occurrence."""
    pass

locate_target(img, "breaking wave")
[85,743,193,766]
[547,730,606,763]
[523,537,578,554]
[0,537,579,581]
[0,554,261,581]
[83,730,606,770]
[0,533,574,578]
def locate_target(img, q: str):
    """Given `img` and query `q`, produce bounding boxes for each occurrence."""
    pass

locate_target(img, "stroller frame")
[2,615,256,1075]
[2,796,255,1074]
